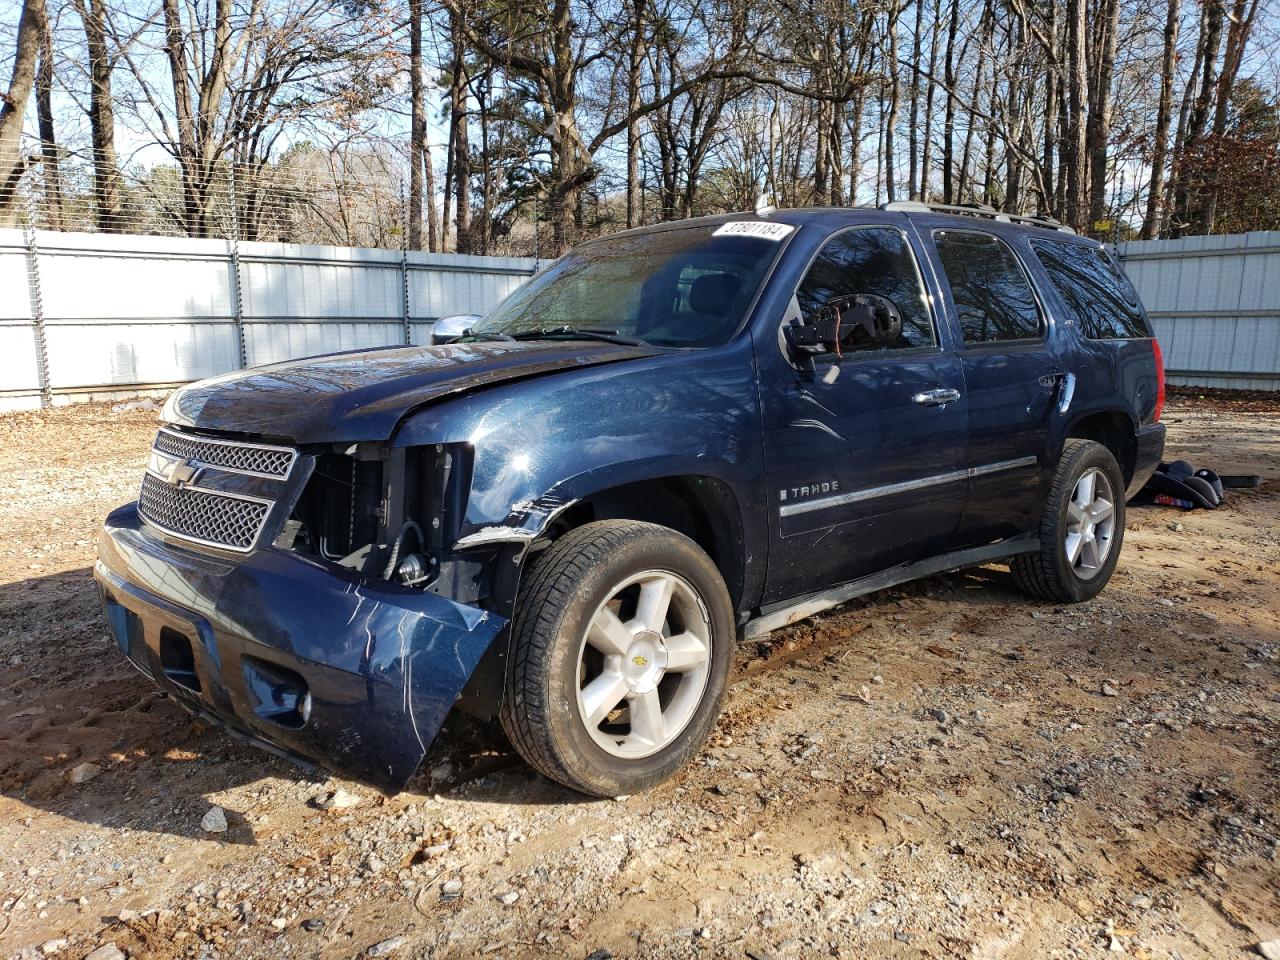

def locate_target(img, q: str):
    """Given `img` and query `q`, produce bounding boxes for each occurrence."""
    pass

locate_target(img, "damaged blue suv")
[96,203,1166,796]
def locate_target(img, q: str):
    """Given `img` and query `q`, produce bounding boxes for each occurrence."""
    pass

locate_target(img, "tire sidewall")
[534,529,734,795]
[1051,444,1126,602]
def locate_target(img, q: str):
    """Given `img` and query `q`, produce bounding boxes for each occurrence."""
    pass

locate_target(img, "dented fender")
[392,344,771,583]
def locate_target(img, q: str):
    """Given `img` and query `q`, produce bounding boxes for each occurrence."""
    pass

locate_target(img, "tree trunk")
[940,0,959,203]
[1212,0,1258,137]
[1086,0,1120,228]
[1004,9,1025,211]
[75,0,122,231]
[1171,0,1224,234]
[1204,0,1259,231]
[1141,0,1180,239]
[449,18,471,254]
[424,141,439,253]
[906,0,923,199]
[1064,0,1089,230]
[476,73,493,254]
[35,21,61,230]
[919,0,940,201]
[1039,2,1058,215]
[161,0,204,236]
[0,0,47,226]
[883,0,901,204]
[408,0,425,249]
[625,0,646,229]
[958,0,992,204]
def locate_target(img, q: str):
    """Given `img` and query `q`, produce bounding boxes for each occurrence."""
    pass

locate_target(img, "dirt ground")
[0,396,1276,960]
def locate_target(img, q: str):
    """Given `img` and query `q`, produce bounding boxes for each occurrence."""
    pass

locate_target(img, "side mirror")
[431,314,483,345]
[784,294,902,359]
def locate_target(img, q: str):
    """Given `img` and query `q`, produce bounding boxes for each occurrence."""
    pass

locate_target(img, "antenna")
[755,192,775,216]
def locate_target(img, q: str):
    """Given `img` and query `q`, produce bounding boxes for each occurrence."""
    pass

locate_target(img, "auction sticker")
[712,221,795,241]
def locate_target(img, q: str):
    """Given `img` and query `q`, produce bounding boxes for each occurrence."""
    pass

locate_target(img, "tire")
[1011,439,1127,603]
[500,520,734,797]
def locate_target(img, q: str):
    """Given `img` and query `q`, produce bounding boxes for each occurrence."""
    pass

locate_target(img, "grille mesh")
[154,430,294,478]
[139,472,270,550]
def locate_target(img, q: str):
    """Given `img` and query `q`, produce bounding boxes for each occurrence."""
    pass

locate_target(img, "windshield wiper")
[509,326,647,346]
[461,331,515,342]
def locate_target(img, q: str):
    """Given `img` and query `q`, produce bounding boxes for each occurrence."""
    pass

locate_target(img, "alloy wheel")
[1064,467,1116,580]
[574,570,713,759]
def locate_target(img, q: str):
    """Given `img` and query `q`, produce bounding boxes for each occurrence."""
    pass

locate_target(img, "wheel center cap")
[624,631,667,693]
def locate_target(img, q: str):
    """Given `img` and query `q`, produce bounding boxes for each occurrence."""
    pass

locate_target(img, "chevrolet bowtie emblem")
[632,655,649,667]
[160,458,201,487]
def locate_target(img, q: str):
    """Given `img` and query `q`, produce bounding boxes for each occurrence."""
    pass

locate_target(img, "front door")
[924,226,1065,544]
[758,223,969,604]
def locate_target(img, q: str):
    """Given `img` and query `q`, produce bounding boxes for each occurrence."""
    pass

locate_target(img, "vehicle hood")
[164,340,663,444]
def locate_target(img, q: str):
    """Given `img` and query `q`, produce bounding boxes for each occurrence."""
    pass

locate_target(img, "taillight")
[1151,338,1166,423]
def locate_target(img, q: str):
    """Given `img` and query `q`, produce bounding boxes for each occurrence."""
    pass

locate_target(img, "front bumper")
[1127,422,1167,500]
[95,504,507,792]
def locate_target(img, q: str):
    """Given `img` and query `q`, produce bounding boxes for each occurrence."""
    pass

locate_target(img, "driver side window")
[796,227,936,351]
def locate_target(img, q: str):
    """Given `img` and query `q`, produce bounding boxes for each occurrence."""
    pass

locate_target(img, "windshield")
[469,224,787,348]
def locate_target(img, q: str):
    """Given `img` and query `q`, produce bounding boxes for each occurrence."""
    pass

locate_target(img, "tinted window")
[473,226,782,348]
[1030,239,1150,339]
[796,227,935,350]
[934,230,1043,344]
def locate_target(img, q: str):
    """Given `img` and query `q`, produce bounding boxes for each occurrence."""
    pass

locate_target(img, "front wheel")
[500,520,734,797]
[1011,439,1126,603]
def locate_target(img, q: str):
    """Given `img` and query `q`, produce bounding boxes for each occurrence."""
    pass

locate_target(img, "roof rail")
[879,200,1076,235]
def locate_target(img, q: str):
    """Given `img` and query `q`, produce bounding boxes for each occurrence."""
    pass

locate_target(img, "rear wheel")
[1012,439,1126,603]
[500,520,734,797]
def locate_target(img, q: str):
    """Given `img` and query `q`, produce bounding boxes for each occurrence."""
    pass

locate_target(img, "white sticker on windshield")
[712,221,795,241]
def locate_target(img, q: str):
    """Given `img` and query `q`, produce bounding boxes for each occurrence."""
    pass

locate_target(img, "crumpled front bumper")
[94,503,507,792]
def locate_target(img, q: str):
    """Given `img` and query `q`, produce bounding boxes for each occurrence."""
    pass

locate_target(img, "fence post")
[227,166,248,368]
[400,179,412,345]
[21,169,52,409]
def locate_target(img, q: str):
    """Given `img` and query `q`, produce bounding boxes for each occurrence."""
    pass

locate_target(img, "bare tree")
[35,11,61,229]
[409,0,427,249]
[1141,0,1180,238]
[0,0,46,224]
[72,0,123,230]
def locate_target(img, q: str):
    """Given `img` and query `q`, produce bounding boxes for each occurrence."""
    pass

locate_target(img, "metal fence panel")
[1117,231,1280,390]
[0,228,539,411]
[243,320,406,366]
[43,320,241,389]
[0,247,38,397]
[239,243,404,321]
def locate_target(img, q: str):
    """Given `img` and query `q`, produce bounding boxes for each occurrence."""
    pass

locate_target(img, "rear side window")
[1030,239,1150,339]
[796,227,935,350]
[933,230,1043,344]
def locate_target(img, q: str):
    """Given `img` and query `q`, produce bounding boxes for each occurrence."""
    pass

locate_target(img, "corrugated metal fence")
[0,228,539,411]
[1116,231,1280,391]
[1,227,1277,410]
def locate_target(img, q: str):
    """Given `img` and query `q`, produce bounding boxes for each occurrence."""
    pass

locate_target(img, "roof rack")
[879,200,1076,235]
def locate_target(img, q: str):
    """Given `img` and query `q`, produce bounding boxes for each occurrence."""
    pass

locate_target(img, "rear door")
[925,226,1067,544]
[757,222,969,603]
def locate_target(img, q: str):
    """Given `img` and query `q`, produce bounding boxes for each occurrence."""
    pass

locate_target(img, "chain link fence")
[1,147,556,257]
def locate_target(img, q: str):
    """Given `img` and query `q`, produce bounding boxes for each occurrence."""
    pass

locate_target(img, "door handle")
[913,388,961,407]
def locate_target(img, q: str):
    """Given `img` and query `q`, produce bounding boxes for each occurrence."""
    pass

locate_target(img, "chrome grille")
[139,472,271,551]
[154,428,295,479]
